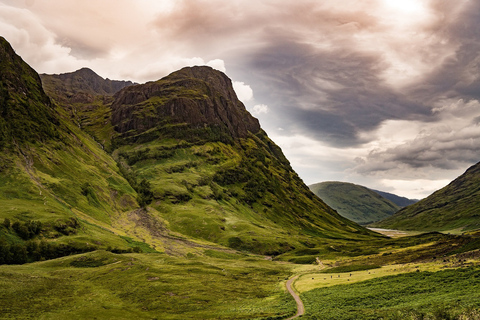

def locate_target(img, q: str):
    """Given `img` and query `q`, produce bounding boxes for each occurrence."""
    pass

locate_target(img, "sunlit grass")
[0,250,295,320]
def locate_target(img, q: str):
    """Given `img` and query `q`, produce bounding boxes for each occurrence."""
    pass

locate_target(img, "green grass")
[112,134,380,256]
[309,181,400,225]
[320,264,381,273]
[0,250,295,320]
[374,162,480,232]
[301,266,480,319]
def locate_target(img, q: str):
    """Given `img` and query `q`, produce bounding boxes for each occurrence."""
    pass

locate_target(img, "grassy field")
[0,250,295,320]
[300,264,480,319]
[287,236,480,320]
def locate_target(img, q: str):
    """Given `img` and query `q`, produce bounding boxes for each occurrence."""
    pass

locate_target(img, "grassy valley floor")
[2,232,480,319]
[0,250,295,320]
[292,249,480,319]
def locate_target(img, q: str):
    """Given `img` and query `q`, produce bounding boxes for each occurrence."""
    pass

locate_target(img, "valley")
[1,35,480,319]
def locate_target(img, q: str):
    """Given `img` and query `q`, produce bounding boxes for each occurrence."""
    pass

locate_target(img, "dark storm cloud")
[236,40,430,147]
[348,0,480,176]
[408,1,480,101]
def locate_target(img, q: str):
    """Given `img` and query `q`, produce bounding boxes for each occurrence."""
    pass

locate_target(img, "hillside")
[3,36,480,320]
[105,66,379,254]
[374,161,480,232]
[0,36,379,265]
[0,37,145,263]
[309,181,400,225]
[371,189,418,207]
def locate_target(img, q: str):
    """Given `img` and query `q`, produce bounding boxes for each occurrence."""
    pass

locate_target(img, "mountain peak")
[111,66,260,142]
[75,67,101,78]
[40,68,134,104]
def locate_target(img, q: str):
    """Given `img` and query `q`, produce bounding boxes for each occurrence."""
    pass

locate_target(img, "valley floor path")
[285,275,305,319]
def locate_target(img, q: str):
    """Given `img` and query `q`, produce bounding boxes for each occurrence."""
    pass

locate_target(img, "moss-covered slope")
[374,161,480,232]
[309,181,400,225]
[0,37,154,262]
[106,66,379,255]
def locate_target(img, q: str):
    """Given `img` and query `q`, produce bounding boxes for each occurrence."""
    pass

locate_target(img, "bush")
[10,219,43,240]
[137,179,154,207]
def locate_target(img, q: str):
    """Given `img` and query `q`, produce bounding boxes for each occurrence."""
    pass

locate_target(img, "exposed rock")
[111,66,260,140]
[40,67,134,99]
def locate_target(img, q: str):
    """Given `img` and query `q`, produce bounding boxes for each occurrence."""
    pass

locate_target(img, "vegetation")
[0,37,61,149]
[3,36,480,319]
[0,250,295,320]
[301,266,480,319]
[374,161,480,232]
[309,181,400,225]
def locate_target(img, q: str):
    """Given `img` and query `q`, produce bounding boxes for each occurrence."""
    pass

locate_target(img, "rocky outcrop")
[40,68,134,104]
[111,66,260,140]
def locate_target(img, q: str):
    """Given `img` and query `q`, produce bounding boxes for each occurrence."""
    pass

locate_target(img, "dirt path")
[285,275,305,319]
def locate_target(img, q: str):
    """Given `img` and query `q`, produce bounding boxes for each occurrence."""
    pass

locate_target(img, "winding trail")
[285,275,305,319]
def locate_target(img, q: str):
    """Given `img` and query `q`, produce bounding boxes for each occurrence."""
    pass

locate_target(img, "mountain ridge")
[309,181,400,225]
[374,161,480,232]
[370,189,419,207]
[1,36,379,264]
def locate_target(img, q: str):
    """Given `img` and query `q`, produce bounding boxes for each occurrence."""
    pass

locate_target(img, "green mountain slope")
[105,66,378,254]
[374,161,480,232]
[1,36,379,263]
[0,37,60,150]
[371,189,418,207]
[0,37,151,262]
[309,181,400,225]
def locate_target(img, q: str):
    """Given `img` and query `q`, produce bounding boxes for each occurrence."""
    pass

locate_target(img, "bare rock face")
[40,67,134,104]
[111,66,260,140]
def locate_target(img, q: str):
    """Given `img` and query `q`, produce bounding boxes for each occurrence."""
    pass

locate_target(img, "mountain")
[0,37,60,151]
[0,36,379,266]
[371,189,418,207]
[374,161,480,232]
[40,67,134,102]
[105,66,379,254]
[309,181,400,225]
[40,68,134,149]
[0,37,142,264]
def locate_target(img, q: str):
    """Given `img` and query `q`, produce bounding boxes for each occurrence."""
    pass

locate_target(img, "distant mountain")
[40,67,134,103]
[374,161,480,232]
[309,181,400,225]
[370,189,418,207]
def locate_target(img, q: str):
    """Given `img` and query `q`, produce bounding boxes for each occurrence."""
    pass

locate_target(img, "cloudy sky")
[2,0,480,199]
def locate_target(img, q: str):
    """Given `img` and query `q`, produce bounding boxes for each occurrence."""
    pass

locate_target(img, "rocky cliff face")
[111,66,260,141]
[40,67,134,104]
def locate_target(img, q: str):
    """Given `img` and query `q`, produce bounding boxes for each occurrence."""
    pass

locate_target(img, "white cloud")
[232,81,253,103]
[252,104,269,114]
[206,59,226,72]
[378,178,452,200]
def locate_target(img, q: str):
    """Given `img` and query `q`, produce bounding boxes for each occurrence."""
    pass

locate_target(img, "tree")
[137,179,154,207]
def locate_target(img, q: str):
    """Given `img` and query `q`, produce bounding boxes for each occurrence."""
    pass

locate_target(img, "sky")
[1,0,480,199]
